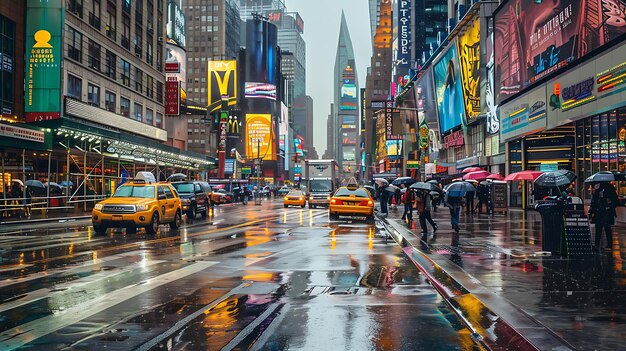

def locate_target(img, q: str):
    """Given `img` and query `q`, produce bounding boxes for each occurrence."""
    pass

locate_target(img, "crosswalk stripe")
[0,260,217,351]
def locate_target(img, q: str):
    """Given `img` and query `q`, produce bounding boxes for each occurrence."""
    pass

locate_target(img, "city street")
[0,199,481,350]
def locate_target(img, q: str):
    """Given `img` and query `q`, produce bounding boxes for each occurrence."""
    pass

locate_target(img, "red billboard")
[494,0,626,104]
[165,77,180,115]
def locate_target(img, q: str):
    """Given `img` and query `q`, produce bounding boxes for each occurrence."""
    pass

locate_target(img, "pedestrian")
[589,183,618,251]
[445,192,464,233]
[393,187,401,210]
[475,184,488,214]
[416,191,438,233]
[401,187,415,223]
[379,186,389,217]
[465,185,475,214]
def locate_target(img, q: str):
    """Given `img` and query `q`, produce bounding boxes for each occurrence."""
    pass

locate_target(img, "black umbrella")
[410,181,441,193]
[25,180,45,189]
[585,171,615,183]
[557,169,576,182]
[444,181,477,197]
[167,173,187,182]
[391,177,417,186]
[534,171,572,188]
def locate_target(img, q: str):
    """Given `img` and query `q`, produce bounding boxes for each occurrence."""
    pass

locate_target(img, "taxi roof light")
[346,177,359,190]
[133,171,156,184]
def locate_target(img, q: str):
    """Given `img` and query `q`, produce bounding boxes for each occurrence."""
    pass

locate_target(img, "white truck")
[303,159,338,208]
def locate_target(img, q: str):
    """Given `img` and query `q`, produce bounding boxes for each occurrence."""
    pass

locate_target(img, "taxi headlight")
[94,204,103,210]
[136,204,149,211]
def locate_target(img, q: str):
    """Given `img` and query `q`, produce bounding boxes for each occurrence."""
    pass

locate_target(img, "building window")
[88,39,101,71]
[134,24,142,57]
[120,97,130,117]
[187,128,192,136]
[68,0,83,17]
[89,0,101,29]
[146,108,153,125]
[105,90,116,112]
[156,112,163,128]
[121,59,130,86]
[135,0,143,25]
[134,67,142,92]
[67,74,82,99]
[0,15,15,116]
[68,27,82,62]
[87,84,100,107]
[134,102,142,121]
[106,2,116,40]
[105,50,116,79]
[146,75,154,98]
[146,41,153,65]
[121,14,130,49]
[156,43,163,71]
[122,0,131,13]
[156,81,163,103]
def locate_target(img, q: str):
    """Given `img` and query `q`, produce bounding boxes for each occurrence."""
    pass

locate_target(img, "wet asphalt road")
[0,199,482,350]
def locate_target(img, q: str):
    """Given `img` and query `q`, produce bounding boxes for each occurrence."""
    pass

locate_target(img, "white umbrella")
[374,178,389,187]
[384,184,399,193]
[11,179,23,186]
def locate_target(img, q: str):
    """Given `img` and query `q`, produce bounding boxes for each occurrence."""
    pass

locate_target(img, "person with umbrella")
[444,182,475,232]
[410,182,440,233]
[475,181,489,214]
[401,185,415,223]
[375,179,391,217]
[588,180,619,252]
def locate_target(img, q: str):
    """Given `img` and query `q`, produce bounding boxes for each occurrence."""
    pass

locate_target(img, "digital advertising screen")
[207,60,237,112]
[457,16,480,125]
[245,20,278,87]
[386,140,402,159]
[246,114,275,161]
[340,83,358,110]
[494,0,626,105]
[166,44,187,92]
[433,43,465,133]
[294,137,305,156]
[245,82,277,100]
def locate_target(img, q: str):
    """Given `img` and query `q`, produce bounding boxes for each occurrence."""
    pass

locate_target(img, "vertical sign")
[246,114,275,161]
[395,0,411,86]
[165,76,180,115]
[360,88,366,133]
[208,60,237,112]
[25,0,64,122]
[457,16,481,125]
[385,101,402,140]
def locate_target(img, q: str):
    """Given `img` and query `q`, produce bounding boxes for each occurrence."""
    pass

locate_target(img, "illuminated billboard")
[25,0,64,122]
[433,43,465,133]
[245,82,277,100]
[167,1,186,49]
[207,60,237,113]
[457,16,480,125]
[494,0,626,104]
[246,114,275,161]
[245,20,278,86]
[386,140,402,159]
[294,137,304,156]
[340,83,358,110]
[166,44,187,92]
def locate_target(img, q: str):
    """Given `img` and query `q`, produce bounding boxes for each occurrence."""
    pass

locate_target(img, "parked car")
[92,172,182,235]
[171,181,210,219]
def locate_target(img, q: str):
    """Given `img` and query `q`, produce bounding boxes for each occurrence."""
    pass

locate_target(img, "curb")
[0,215,91,226]
[377,214,575,351]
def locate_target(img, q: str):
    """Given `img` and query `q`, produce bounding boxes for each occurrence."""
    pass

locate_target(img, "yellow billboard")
[246,114,275,161]
[457,16,480,125]
[208,60,237,113]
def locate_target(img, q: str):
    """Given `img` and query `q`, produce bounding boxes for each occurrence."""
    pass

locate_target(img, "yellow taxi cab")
[329,178,374,222]
[283,190,306,208]
[92,172,182,235]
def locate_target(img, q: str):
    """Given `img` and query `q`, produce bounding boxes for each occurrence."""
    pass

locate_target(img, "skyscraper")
[333,11,358,175]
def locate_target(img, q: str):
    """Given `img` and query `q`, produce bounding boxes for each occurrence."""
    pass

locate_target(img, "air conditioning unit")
[135,52,141,57]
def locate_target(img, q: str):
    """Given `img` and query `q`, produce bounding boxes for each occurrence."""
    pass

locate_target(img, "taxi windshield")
[287,190,303,196]
[172,183,194,194]
[113,185,155,198]
[334,187,370,198]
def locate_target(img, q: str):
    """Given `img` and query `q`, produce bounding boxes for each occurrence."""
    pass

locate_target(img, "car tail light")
[330,198,343,205]
[359,200,373,206]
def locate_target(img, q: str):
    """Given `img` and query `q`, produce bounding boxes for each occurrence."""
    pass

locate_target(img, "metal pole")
[47,150,51,209]
[257,138,261,187]
[22,149,26,203]
[83,148,87,211]
[66,144,70,212]
[101,148,105,198]
[2,151,6,201]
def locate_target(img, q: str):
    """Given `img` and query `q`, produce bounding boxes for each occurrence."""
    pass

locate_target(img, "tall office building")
[333,11,358,175]
[414,0,448,65]
[183,0,241,156]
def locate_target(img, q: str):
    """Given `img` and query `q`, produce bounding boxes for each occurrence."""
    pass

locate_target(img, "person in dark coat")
[465,188,475,214]
[589,183,618,251]
[475,184,488,214]
[379,186,390,217]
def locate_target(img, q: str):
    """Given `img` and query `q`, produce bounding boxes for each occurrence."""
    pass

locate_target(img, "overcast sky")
[285,0,373,156]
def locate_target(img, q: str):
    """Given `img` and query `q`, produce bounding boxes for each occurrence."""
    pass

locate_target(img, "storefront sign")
[165,77,180,115]
[25,0,63,122]
[406,160,420,169]
[0,124,45,143]
[456,156,479,169]
[241,167,251,175]
[500,86,547,142]
[224,159,234,174]
[386,101,402,140]
[165,62,180,73]
[457,15,481,125]
[443,130,464,148]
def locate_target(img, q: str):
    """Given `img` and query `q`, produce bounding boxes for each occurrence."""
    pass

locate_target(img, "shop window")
[146,108,153,125]
[68,27,82,62]
[134,103,142,121]
[105,90,116,112]
[87,83,100,107]
[120,97,130,117]
[67,74,82,99]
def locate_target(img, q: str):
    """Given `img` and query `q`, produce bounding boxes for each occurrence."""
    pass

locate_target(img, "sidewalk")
[378,204,625,351]
[0,207,91,225]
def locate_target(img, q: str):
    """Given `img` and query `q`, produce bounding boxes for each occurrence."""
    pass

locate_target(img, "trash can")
[534,199,565,255]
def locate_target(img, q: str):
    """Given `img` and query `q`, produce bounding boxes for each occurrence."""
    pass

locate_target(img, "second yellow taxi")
[283,190,307,208]
[329,179,374,222]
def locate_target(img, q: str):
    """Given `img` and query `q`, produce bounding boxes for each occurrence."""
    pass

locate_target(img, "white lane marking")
[0,260,217,351]
[249,303,291,351]
[0,259,166,313]
[0,250,149,289]
[220,302,283,351]
[15,238,108,252]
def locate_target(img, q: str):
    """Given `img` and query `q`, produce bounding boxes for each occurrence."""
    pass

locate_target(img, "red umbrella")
[462,170,491,181]
[503,170,544,181]
[462,167,483,174]
[487,173,504,180]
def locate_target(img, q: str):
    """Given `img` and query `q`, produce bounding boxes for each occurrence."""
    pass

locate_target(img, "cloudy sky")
[285,0,373,156]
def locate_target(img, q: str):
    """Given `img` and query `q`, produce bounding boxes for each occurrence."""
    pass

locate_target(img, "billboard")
[165,77,180,115]
[279,102,288,152]
[294,137,305,156]
[500,86,547,142]
[433,43,465,133]
[457,16,480,125]
[485,32,499,135]
[386,140,402,159]
[246,114,275,161]
[245,82,277,100]
[494,0,626,105]
[340,83,358,110]
[25,0,63,122]
[166,44,187,92]
[245,20,278,86]
[207,60,237,113]
[385,101,402,140]
[167,1,186,49]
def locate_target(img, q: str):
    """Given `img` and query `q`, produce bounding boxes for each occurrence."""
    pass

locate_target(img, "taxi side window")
[158,187,167,200]
[163,186,176,199]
